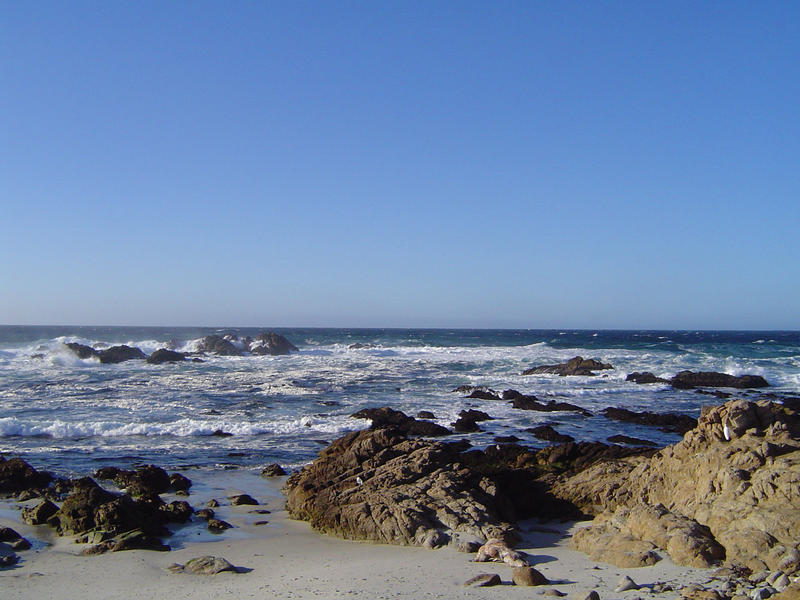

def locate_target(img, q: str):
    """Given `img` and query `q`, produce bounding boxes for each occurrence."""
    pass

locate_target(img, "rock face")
[247,332,298,356]
[555,399,800,571]
[670,371,769,389]
[602,407,697,434]
[146,349,187,364]
[523,356,613,376]
[97,345,147,364]
[284,418,655,548]
[350,407,451,437]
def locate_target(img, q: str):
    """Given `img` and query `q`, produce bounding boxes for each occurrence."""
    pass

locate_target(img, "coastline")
[0,471,711,599]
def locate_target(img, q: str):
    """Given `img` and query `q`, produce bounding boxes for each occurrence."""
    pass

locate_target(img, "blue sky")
[2,1,798,329]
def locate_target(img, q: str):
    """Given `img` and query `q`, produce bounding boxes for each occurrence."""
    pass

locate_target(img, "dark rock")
[695,389,732,399]
[626,372,669,384]
[229,494,258,506]
[457,540,483,553]
[511,395,591,416]
[494,435,522,443]
[97,345,146,364]
[169,473,192,492]
[0,527,24,542]
[602,407,697,434]
[21,499,59,525]
[212,430,232,437]
[459,409,492,422]
[94,467,124,481]
[9,537,31,551]
[260,464,286,477]
[464,573,502,587]
[467,390,502,400]
[512,566,549,586]
[452,409,493,433]
[526,425,575,444]
[523,356,613,376]
[416,411,435,419]
[206,499,219,508]
[535,442,657,475]
[194,508,215,520]
[348,343,375,350]
[196,335,242,356]
[175,555,238,574]
[207,518,232,533]
[671,371,768,389]
[17,489,40,501]
[350,407,452,436]
[114,465,171,496]
[0,554,20,567]
[452,385,496,396]
[0,458,53,495]
[83,529,170,554]
[146,349,187,364]
[64,342,99,359]
[607,435,658,447]
[247,332,298,356]
[160,500,194,523]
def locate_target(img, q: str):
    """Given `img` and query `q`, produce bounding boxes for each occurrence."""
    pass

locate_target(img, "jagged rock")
[626,372,669,384]
[512,566,549,586]
[229,494,258,506]
[527,425,575,444]
[523,356,613,376]
[17,489,40,501]
[602,407,697,434]
[21,499,59,525]
[510,395,591,416]
[261,463,287,477]
[452,410,492,433]
[556,399,800,571]
[475,538,530,567]
[671,371,769,390]
[196,335,242,356]
[535,442,656,474]
[64,342,99,359]
[114,465,171,496]
[194,508,215,521]
[350,407,451,436]
[247,332,298,356]
[172,555,238,575]
[457,540,482,553]
[0,457,53,495]
[83,529,170,554]
[607,435,658,447]
[464,573,501,587]
[146,349,187,364]
[161,500,193,523]
[571,521,661,567]
[467,390,502,400]
[206,499,219,508]
[97,345,146,364]
[416,411,435,419]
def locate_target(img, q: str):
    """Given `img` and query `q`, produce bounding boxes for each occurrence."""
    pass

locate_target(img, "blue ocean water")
[0,326,798,478]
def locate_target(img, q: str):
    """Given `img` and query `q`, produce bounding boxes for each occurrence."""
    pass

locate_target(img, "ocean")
[1,326,798,479]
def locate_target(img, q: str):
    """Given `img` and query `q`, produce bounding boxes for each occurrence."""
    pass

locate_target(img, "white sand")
[0,473,713,600]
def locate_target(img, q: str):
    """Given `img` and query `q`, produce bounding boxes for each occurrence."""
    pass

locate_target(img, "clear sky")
[2,1,798,329]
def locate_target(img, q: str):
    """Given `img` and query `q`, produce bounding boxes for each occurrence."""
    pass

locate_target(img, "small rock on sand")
[168,556,238,575]
[464,573,502,587]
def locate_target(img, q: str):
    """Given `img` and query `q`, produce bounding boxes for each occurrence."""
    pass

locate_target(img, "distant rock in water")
[146,349,187,364]
[196,335,242,356]
[670,370,769,389]
[523,356,613,376]
[64,342,99,359]
[97,345,146,364]
[506,391,591,416]
[601,407,697,434]
[525,425,575,444]
[626,372,669,384]
[247,332,299,356]
[348,343,375,349]
[350,406,451,437]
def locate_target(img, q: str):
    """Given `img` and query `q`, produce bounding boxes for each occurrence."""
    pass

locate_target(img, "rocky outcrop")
[247,332,298,356]
[523,356,613,376]
[350,407,451,436]
[196,335,242,356]
[626,372,669,384]
[146,349,187,364]
[97,345,147,364]
[607,435,658,447]
[64,342,99,359]
[506,391,591,416]
[671,371,769,389]
[95,465,172,497]
[0,457,53,496]
[452,410,492,433]
[555,399,800,571]
[602,407,697,434]
[526,425,575,444]
[261,463,287,477]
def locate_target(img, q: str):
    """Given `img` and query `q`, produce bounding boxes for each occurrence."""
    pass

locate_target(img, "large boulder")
[247,332,298,356]
[555,399,800,571]
[0,457,53,495]
[196,335,242,356]
[523,356,613,376]
[97,345,146,364]
[64,342,99,359]
[670,371,769,389]
[626,372,669,384]
[146,349,187,364]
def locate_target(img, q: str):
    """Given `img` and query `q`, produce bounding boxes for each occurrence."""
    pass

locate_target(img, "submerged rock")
[523,356,613,376]
[527,425,575,444]
[671,371,769,390]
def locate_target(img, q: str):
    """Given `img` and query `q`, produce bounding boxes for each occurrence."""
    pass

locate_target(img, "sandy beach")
[0,471,711,600]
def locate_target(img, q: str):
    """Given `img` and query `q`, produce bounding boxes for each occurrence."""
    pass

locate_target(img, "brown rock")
[512,566,549,586]
[464,573,501,587]
[523,356,613,376]
[21,499,59,525]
